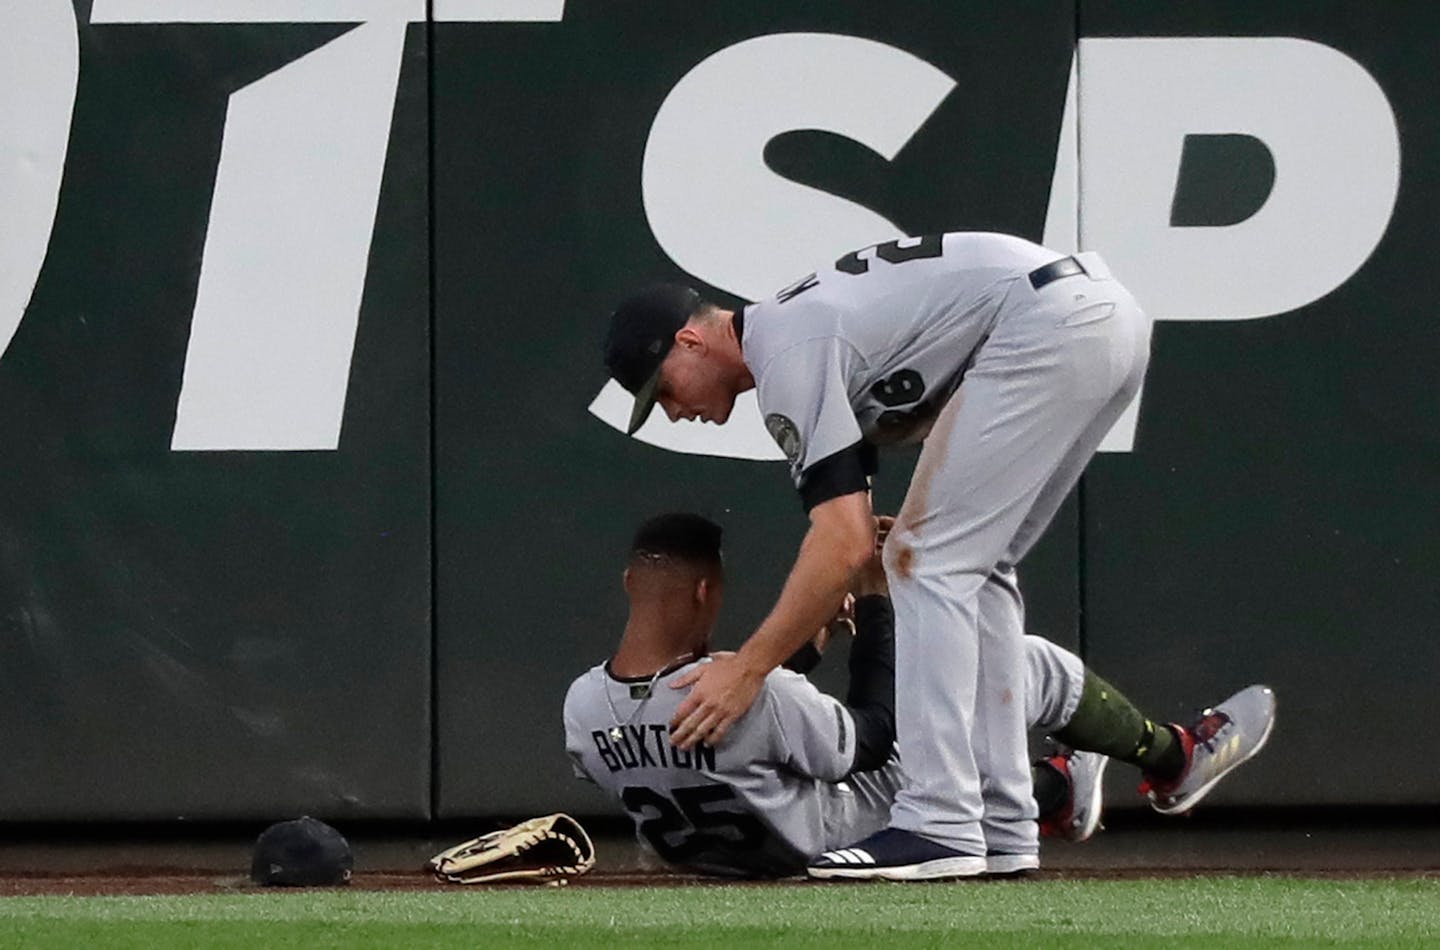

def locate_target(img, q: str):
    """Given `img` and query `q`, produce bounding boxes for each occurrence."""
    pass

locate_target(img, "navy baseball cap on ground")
[250,816,353,886]
[604,283,703,434]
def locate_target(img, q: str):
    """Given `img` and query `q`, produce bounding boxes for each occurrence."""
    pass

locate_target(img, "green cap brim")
[626,367,662,435]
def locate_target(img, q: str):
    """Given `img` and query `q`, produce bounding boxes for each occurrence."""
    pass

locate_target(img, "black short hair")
[630,513,723,570]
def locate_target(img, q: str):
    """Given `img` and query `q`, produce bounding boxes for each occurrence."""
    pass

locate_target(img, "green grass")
[0,878,1437,948]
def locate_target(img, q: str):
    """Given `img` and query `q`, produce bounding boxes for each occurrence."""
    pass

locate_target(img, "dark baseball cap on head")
[604,283,703,434]
[250,816,353,887]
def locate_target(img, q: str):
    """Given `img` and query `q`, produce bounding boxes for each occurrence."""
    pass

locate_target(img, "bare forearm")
[737,495,872,675]
[667,492,874,750]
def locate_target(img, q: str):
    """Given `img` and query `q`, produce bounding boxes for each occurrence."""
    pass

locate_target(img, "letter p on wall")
[1043,38,1401,451]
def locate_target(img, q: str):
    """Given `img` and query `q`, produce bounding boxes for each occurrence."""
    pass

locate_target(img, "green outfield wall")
[0,1,1432,819]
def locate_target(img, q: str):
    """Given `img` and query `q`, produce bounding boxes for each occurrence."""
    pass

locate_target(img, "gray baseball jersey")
[741,231,1151,857]
[741,232,1057,500]
[561,636,1087,877]
[563,658,860,877]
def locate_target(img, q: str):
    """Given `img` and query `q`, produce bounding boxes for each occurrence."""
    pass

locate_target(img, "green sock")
[1054,671,1185,780]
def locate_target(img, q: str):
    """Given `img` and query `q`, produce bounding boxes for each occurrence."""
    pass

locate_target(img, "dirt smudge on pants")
[893,543,915,579]
[894,385,967,557]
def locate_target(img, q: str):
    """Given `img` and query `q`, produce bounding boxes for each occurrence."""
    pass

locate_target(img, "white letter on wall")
[592,33,956,458]
[170,22,406,451]
[1061,38,1400,450]
[0,1,78,362]
[93,3,566,450]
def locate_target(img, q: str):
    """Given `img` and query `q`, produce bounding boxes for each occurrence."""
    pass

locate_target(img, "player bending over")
[563,513,1275,879]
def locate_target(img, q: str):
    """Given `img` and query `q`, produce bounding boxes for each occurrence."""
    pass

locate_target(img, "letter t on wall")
[170,22,404,451]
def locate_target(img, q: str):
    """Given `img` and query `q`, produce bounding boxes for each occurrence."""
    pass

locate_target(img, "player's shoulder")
[657,655,710,687]
[562,662,607,712]
[757,666,829,709]
[763,666,811,689]
[744,305,856,385]
[658,660,795,707]
[745,291,841,344]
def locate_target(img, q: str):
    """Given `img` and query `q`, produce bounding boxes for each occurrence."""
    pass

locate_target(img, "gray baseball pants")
[882,253,1151,856]
[822,634,1087,848]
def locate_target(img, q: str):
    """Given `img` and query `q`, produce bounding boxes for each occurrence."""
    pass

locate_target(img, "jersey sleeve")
[761,669,857,782]
[561,679,597,784]
[754,337,866,502]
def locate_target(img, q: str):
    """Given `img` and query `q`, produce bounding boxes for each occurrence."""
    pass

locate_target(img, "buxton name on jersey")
[563,657,861,878]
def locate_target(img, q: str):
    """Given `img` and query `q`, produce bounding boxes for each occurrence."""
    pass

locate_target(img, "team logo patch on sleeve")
[764,414,803,464]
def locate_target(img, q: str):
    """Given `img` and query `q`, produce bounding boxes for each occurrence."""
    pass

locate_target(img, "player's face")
[655,347,738,425]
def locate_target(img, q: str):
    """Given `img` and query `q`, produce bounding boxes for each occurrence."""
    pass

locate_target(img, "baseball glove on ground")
[427,813,596,884]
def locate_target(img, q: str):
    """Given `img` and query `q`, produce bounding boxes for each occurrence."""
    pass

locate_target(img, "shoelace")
[1190,709,1232,753]
[1138,709,1231,798]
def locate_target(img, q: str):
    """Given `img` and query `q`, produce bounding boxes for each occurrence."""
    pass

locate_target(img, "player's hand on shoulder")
[668,653,766,750]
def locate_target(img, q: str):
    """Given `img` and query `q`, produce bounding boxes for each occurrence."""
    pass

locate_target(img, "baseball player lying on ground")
[563,513,1276,879]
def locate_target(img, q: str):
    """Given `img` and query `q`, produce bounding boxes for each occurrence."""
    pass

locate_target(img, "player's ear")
[675,325,705,351]
[622,567,634,594]
[693,576,709,606]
